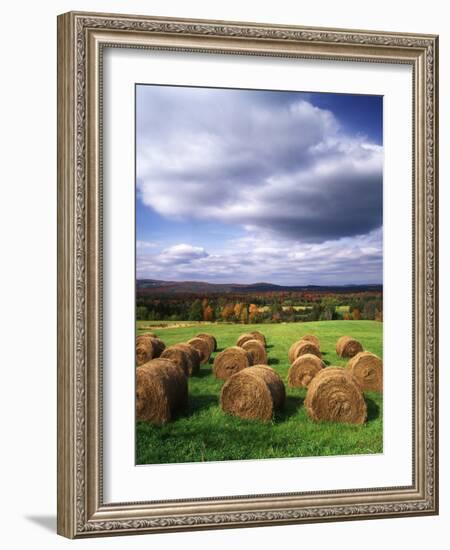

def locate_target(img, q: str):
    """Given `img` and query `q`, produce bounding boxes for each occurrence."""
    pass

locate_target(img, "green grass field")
[136,320,383,465]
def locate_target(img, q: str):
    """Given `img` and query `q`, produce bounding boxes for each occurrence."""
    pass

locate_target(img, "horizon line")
[136,278,383,287]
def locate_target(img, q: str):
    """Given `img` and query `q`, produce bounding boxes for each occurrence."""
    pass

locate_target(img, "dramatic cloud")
[136,228,382,285]
[136,86,382,243]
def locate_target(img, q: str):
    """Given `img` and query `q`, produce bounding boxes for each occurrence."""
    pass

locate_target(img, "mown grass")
[136,321,383,464]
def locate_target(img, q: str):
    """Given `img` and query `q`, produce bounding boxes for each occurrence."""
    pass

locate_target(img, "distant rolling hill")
[136,279,382,294]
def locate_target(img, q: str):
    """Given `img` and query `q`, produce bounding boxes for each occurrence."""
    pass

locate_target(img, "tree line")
[136,291,382,323]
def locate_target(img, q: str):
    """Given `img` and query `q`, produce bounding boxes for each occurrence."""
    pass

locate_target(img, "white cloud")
[136,229,382,285]
[136,87,382,243]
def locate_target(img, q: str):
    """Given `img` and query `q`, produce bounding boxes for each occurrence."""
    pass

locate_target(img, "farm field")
[136,320,383,465]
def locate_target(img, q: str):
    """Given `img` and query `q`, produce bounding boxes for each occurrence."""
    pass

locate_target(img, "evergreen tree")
[189,299,203,321]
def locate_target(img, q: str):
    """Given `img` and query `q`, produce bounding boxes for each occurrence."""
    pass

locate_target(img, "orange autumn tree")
[234,302,243,319]
[239,305,249,324]
[221,303,235,322]
[352,308,362,320]
[249,303,259,323]
[203,305,214,322]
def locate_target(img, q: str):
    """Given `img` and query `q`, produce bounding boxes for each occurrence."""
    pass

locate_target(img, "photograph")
[54,9,438,539]
[135,84,384,465]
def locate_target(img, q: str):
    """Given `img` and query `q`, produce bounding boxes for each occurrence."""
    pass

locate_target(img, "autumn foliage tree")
[249,304,259,323]
[203,305,214,322]
[221,303,235,322]
[234,302,243,320]
[239,305,249,324]
[352,308,361,320]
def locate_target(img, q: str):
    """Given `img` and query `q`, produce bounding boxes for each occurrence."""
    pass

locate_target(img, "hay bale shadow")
[268,357,280,365]
[187,394,218,415]
[276,395,304,421]
[195,367,213,378]
[266,344,275,349]
[365,396,381,421]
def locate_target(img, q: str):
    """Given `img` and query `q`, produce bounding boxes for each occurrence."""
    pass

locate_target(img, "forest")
[136,285,383,324]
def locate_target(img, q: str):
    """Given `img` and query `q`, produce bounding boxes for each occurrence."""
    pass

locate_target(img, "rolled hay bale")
[288,353,325,388]
[187,337,211,365]
[336,336,363,358]
[213,346,253,380]
[220,365,285,421]
[347,351,383,392]
[304,367,367,425]
[135,336,166,366]
[173,342,201,375]
[160,345,192,376]
[300,334,320,349]
[182,343,202,371]
[288,341,303,364]
[288,340,321,364]
[136,358,188,424]
[241,339,268,365]
[296,341,321,359]
[136,334,152,347]
[236,332,258,348]
[195,332,217,353]
[136,340,153,366]
[249,330,266,346]
[149,337,165,357]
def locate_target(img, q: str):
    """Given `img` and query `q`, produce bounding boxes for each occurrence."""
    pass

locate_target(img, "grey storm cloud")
[136,86,382,243]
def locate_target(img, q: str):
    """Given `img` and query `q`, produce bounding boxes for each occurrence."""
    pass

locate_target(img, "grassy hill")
[136,320,383,465]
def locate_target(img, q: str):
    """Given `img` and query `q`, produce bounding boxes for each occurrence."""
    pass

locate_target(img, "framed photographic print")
[57,11,439,538]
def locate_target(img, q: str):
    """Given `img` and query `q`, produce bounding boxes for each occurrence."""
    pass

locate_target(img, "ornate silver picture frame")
[57,11,438,538]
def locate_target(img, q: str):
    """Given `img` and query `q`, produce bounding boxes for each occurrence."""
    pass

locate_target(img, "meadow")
[136,320,383,465]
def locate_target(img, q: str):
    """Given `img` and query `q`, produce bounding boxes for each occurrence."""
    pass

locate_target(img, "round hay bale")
[220,365,285,422]
[136,358,188,424]
[213,346,253,380]
[249,330,266,346]
[296,341,321,359]
[300,334,320,349]
[304,367,367,425]
[336,336,363,358]
[187,337,211,365]
[288,340,302,364]
[136,337,156,366]
[288,353,325,388]
[136,334,155,345]
[236,332,258,348]
[150,337,165,357]
[241,339,268,365]
[196,332,217,352]
[347,351,383,392]
[160,345,191,376]
[182,343,202,371]
[173,342,201,375]
[289,340,321,363]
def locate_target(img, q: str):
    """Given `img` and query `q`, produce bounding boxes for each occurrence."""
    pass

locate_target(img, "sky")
[136,84,383,285]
